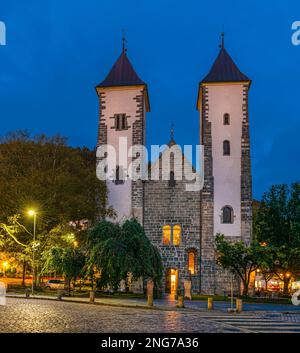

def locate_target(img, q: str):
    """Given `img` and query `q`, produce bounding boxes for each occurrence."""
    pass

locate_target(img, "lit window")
[173,225,181,246]
[224,113,230,125]
[163,225,171,245]
[222,206,233,224]
[223,140,230,155]
[188,251,196,275]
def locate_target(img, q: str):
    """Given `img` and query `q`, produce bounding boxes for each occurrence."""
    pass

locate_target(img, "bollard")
[236,298,243,313]
[176,295,184,308]
[207,297,214,310]
[57,289,64,301]
[147,294,153,307]
[25,288,31,298]
[89,290,95,303]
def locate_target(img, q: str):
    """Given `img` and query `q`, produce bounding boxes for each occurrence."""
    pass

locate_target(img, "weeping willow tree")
[87,219,163,291]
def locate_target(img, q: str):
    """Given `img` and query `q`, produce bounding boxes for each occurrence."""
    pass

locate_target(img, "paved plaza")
[0,298,300,333]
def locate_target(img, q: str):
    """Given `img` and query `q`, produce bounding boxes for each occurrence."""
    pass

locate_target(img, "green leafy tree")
[42,246,86,294]
[254,183,300,294]
[87,219,163,291]
[215,234,261,296]
[0,130,110,229]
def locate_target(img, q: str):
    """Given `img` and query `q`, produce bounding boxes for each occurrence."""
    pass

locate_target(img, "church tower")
[197,36,252,294]
[96,45,150,223]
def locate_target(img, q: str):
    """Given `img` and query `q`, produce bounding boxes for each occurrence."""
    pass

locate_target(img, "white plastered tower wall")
[97,86,146,222]
[197,43,253,294]
[207,83,244,237]
[96,50,149,224]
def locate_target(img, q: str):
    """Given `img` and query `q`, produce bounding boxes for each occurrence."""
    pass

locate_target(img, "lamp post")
[28,210,36,295]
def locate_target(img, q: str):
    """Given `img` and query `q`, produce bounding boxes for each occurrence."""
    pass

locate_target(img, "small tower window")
[173,225,181,246]
[115,114,127,130]
[222,206,233,224]
[223,140,230,156]
[168,171,176,187]
[224,113,230,125]
[114,165,125,185]
[163,225,171,245]
[188,251,196,275]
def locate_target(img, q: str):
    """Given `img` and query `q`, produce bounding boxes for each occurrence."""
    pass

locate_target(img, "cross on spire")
[219,32,225,49]
[122,30,127,53]
[170,123,175,141]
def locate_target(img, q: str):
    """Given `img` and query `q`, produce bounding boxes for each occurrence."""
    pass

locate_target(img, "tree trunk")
[283,277,291,295]
[21,260,26,287]
[242,280,249,296]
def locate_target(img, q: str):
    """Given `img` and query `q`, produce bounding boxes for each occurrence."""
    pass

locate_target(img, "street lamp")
[28,210,37,295]
[2,261,9,277]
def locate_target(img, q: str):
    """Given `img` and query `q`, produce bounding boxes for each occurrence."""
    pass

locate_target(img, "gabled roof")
[97,51,146,87]
[201,47,250,83]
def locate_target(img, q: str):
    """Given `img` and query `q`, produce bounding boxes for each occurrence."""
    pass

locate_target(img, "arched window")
[222,206,233,224]
[114,165,125,185]
[223,140,230,156]
[163,225,171,245]
[173,224,181,246]
[223,113,230,125]
[168,171,176,187]
[188,251,196,275]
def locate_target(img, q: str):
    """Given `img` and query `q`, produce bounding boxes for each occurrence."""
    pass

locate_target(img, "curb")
[5,294,184,312]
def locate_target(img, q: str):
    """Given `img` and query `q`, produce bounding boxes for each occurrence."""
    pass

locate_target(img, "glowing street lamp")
[28,210,37,295]
[2,261,9,276]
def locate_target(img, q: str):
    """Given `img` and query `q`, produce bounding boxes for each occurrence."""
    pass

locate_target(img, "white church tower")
[197,35,252,294]
[96,43,150,223]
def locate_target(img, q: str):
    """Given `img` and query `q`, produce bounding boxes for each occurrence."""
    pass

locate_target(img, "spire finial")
[219,28,225,49]
[170,123,175,141]
[122,29,127,53]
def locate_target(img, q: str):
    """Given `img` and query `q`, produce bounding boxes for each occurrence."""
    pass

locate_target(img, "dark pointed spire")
[96,42,150,111]
[96,51,146,88]
[201,43,250,83]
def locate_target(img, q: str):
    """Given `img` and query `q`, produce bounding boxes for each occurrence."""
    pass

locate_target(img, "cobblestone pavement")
[0,298,241,333]
[1,298,299,333]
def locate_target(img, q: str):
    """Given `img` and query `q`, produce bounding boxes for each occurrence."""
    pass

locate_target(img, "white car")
[44,279,65,290]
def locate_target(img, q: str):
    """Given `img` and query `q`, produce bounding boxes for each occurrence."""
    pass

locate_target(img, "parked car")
[44,279,65,290]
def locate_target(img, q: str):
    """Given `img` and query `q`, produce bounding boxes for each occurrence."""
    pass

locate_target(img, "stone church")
[95,37,252,295]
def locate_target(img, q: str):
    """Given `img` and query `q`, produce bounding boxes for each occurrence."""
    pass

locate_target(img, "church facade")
[95,39,252,295]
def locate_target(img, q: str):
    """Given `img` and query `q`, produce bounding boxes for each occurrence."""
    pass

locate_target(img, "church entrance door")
[165,268,178,296]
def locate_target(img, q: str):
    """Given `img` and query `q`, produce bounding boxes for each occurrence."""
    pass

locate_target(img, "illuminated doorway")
[165,269,178,295]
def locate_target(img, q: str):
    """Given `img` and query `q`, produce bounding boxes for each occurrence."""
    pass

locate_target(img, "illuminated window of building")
[188,251,196,275]
[223,113,230,125]
[173,225,181,246]
[162,225,171,245]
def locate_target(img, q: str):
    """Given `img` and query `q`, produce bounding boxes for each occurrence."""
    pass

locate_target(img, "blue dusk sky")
[0,0,300,199]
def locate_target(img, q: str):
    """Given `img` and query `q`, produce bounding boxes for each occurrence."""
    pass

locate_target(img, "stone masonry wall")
[241,84,253,245]
[132,89,145,224]
[144,150,201,294]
